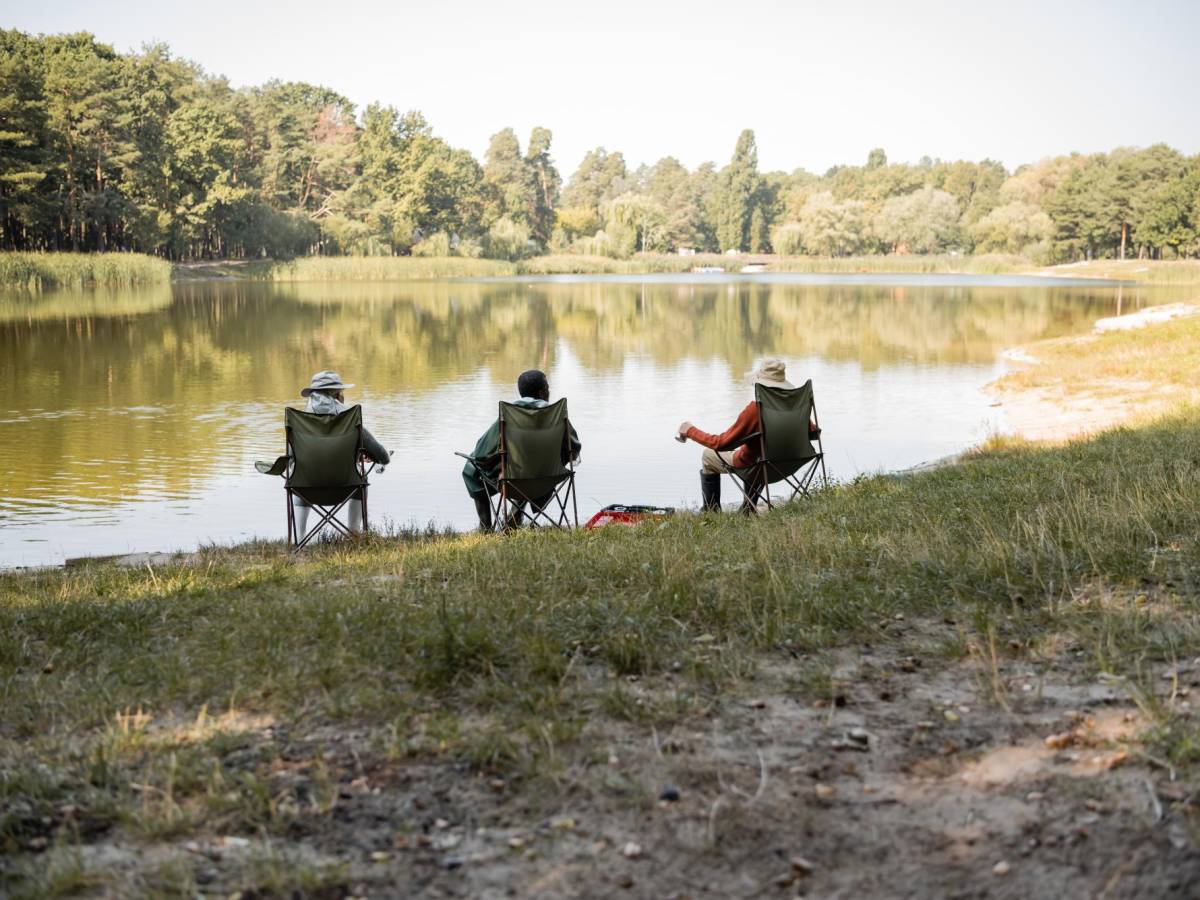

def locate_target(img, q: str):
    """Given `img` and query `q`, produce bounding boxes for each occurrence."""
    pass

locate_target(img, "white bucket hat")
[746,357,794,390]
[300,370,355,398]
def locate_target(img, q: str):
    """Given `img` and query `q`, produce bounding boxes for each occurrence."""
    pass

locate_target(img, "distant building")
[677,247,696,256]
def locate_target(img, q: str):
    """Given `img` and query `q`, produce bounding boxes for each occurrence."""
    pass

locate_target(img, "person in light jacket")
[294,370,390,535]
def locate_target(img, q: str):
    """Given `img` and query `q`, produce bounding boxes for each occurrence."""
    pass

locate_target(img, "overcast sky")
[6,0,1199,177]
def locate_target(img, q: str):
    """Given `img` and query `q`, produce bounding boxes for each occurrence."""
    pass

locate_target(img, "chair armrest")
[255,455,288,476]
[724,431,762,450]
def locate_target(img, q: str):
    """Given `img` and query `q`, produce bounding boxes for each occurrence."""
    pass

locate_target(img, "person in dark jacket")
[462,369,581,530]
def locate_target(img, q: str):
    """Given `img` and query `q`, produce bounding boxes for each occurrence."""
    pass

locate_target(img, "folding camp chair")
[718,380,827,514]
[255,405,377,549]
[457,399,579,531]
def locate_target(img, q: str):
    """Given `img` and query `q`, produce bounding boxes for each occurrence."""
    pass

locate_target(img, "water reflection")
[0,275,1180,566]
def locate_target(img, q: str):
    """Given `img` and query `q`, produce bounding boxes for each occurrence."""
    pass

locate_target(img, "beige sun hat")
[300,370,355,398]
[746,357,794,390]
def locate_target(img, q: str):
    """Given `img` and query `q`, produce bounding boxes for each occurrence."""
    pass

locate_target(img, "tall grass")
[249,252,1037,281]
[0,252,172,289]
[258,256,518,281]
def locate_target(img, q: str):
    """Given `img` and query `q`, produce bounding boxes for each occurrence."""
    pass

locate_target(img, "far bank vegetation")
[2,30,1199,268]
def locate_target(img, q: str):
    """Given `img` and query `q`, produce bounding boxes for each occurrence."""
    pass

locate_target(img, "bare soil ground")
[13,620,1196,899]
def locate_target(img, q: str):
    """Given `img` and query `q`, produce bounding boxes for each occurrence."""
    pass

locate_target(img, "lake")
[0,273,1174,567]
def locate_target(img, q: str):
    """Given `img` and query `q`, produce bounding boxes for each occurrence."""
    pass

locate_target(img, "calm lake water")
[0,273,1177,567]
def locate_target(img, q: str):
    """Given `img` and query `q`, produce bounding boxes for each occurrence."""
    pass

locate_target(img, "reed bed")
[250,252,1037,281]
[0,252,172,289]
[257,256,518,281]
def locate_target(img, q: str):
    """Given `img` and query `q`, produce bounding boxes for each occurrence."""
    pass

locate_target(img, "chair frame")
[282,414,377,550]
[459,402,579,532]
[719,390,828,514]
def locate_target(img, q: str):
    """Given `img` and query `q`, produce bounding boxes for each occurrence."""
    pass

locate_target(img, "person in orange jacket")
[676,358,818,512]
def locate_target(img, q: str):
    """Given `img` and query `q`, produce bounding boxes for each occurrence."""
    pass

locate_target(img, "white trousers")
[295,499,363,538]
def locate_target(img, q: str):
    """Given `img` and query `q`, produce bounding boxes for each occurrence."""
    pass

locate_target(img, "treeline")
[2,30,1198,263]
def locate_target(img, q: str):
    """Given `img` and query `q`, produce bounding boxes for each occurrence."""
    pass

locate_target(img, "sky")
[4,0,1199,178]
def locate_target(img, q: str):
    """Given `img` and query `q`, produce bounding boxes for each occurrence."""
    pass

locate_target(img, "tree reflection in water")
[0,276,1177,565]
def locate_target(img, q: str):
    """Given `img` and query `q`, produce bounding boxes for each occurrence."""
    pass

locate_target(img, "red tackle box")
[585,504,675,530]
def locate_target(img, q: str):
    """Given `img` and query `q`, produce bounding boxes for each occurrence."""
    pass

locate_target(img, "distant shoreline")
[6,250,1200,288]
[169,254,1200,285]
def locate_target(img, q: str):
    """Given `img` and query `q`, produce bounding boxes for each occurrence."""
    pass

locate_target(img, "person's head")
[300,370,354,401]
[517,369,550,401]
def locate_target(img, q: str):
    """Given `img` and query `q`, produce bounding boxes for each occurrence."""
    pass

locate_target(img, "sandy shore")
[988,302,1198,443]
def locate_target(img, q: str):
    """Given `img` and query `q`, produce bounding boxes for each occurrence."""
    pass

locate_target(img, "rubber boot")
[294,504,310,543]
[347,499,364,534]
[472,493,493,532]
[739,482,762,516]
[700,472,722,512]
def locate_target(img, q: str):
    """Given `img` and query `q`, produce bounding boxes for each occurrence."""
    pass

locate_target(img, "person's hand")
[676,421,694,441]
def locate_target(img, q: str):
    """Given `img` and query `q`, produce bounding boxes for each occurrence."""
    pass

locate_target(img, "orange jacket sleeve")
[686,401,759,451]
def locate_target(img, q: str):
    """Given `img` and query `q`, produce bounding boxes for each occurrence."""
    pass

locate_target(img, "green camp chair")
[255,405,375,549]
[718,380,827,513]
[459,399,578,530]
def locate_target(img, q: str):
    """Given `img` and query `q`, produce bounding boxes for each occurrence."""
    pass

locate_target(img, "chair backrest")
[756,381,818,478]
[499,398,571,498]
[285,405,365,504]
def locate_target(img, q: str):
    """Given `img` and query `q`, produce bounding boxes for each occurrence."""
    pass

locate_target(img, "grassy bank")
[3,414,1200,892]
[1033,259,1200,285]
[1000,313,1200,405]
[0,252,172,289]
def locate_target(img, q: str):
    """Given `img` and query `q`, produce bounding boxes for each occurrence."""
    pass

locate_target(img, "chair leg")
[294,496,355,550]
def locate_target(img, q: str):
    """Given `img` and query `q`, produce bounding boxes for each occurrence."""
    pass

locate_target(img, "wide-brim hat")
[300,370,354,397]
[746,357,794,390]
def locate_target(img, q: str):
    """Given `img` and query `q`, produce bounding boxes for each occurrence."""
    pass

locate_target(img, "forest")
[2,29,1198,263]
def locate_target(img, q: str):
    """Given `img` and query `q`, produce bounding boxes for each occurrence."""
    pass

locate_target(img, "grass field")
[0,252,172,289]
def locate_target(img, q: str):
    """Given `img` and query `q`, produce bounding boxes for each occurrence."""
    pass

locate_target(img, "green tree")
[709,129,763,252]
[644,156,705,250]
[559,147,626,239]
[164,87,256,257]
[524,126,559,243]
[795,191,868,255]
[41,33,135,250]
[970,201,1054,258]
[872,187,961,254]
[749,206,769,253]
[0,30,48,249]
